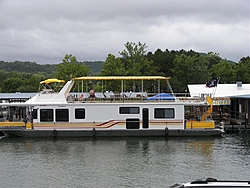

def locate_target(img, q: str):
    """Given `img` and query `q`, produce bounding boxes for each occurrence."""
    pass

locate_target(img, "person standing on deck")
[89,89,96,102]
[26,111,32,122]
[26,111,33,129]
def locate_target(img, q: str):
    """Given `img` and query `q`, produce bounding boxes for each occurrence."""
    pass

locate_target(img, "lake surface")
[0,133,250,188]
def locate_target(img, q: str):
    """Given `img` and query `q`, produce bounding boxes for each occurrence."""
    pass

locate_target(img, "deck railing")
[67,92,204,103]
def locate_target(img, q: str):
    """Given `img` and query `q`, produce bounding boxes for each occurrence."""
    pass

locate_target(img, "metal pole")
[122,80,124,102]
[82,80,83,92]
[142,80,144,101]
[158,80,160,94]
[121,80,123,93]
[245,113,248,131]
[102,80,103,93]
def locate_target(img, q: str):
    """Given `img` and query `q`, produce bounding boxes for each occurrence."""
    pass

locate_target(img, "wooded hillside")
[0,44,249,93]
[0,61,103,75]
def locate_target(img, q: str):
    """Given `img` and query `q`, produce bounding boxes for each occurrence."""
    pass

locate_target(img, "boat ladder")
[167,80,175,97]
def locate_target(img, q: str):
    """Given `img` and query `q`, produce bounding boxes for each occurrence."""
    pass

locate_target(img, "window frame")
[154,108,175,119]
[75,108,85,119]
[119,107,140,114]
[56,109,69,122]
[40,109,54,122]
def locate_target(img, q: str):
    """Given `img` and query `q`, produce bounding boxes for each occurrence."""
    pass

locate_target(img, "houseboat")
[0,76,224,138]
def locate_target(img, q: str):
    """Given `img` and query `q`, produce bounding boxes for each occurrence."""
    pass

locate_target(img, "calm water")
[0,134,250,188]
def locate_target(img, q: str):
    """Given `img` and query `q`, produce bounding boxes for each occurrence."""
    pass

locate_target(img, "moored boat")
[170,178,250,187]
[0,76,224,138]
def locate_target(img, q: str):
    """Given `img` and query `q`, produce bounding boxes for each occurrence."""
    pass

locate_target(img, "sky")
[0,0,249,64]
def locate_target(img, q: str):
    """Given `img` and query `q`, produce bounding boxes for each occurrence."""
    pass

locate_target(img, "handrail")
[201,95,213,121]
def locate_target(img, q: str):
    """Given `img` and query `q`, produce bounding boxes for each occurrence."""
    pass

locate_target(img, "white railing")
[67,92,204,103]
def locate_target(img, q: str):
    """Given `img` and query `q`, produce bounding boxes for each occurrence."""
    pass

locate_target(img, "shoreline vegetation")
[0,42,249,93]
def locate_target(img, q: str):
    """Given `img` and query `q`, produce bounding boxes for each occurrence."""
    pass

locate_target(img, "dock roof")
[188,83,250,98]
[0,93,37,100]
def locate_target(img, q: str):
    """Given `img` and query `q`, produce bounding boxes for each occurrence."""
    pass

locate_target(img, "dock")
[223,124,250,133]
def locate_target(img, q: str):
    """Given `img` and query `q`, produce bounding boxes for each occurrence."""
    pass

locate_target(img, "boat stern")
[186,120,215,129]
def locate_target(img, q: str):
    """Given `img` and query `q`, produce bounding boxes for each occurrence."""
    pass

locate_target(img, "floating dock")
[223,124,250,133]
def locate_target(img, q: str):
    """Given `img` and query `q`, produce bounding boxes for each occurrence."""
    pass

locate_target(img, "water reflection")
[0,136,249,187]
[239,132,250,149]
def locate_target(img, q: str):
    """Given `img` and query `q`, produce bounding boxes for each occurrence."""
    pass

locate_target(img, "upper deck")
[22,76,209,106]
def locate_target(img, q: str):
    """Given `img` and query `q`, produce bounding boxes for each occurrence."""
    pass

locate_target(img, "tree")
[99,54,126,91]
[0,70,8,92]
[24,74,47,92]
[2,77,24,93]
[0,61,56,74]
[147,49,176,77]
[118,41,158,91]
[119,41,157,76]
[55,54,91,81]
[211,60,236,83]
[100,54,126,76]
[171,54,210,92]
[206,52,221,69]
[235,56,250,83]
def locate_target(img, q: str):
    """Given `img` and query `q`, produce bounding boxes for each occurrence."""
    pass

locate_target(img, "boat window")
[56,109,69,122]
[32,109,38,119]
[40,109,53,122]
[75,108,85,119]
[119,107,140,114]
[154,108,175,118]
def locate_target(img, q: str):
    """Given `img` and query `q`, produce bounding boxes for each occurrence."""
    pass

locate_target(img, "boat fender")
[165,127,168,136]
[219,121,225,130]
[92,128,96,136]
[53,129,57,137]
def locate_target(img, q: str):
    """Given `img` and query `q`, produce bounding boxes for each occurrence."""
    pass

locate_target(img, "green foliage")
[54,54,92,93]
[119,41,158,76]
[84,61,104,75]
[2,77,24,93]
[0,70,9,84]
[99,54,126,91]
[206,52,222,69]
[100,54,126,76]
[0,61,56,74]
[0,46,249,93]
[117,41,159,92]
[147,49,176,77]
[235,56,250,83]
[211,60,237,83]
[54,54,91,81]
[26,74,47,92]
[0,69,49,93]
[171,54,210,92]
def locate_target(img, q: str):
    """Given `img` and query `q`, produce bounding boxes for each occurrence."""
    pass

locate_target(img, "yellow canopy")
[74,76,170,81]
[40,79,65,84]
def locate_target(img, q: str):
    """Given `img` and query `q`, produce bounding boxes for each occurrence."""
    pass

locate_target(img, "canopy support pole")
[121,80,124,102]
[142,80,144,101]
[158,80,160,94]
[81,80,83,92]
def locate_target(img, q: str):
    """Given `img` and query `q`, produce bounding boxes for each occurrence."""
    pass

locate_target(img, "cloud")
[0,0,249,64]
